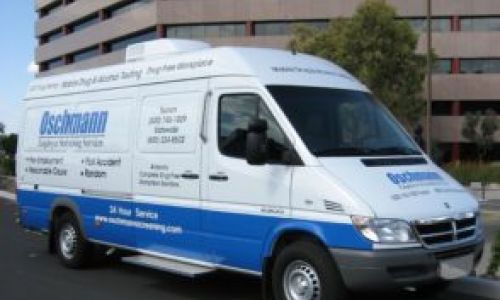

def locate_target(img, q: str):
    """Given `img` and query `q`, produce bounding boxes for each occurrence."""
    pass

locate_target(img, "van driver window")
[218,94,289,163]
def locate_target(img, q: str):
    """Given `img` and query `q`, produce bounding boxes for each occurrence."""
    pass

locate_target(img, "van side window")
[218,94,290,163]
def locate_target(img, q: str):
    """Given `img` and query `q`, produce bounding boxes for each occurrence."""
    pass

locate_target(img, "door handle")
[181,173,200,180]
[209,174,229,181]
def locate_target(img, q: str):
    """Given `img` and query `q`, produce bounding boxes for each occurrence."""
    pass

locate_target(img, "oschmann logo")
[387,171,443,185]
[40,110,108,136]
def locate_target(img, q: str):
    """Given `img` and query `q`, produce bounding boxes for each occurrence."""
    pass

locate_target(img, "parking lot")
[0,196,498,300]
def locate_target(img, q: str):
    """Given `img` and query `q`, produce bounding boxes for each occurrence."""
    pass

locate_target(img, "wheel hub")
[59,224,77,260]
[283,261,320,300]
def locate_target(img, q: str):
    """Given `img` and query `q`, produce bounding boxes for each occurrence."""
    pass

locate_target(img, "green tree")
[488,233,500,278]
[462,109,499,162]
[0,134,17,158]
[0,134,17,176]
[289,0,428,129]
[0,122,4,135]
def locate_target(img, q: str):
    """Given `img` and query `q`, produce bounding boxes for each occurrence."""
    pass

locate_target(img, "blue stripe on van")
[17,189,372,272]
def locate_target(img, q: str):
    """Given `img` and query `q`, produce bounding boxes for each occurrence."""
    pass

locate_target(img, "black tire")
[414,280,451,296]
[272,240,349,300]
[55,212,92,268]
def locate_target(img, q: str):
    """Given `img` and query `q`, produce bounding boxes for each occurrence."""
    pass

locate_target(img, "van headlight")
[351,216,418,244]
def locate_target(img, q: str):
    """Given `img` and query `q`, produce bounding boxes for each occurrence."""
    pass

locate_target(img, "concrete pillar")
[98,9,109,54]
[99,43,109,54]
[451,101,461,161]
[63,54,72,65]
[245,21,254,36]
[99,9,108,21]
[452,15,461,31]
[452,58,460,74]
[156,24,166,38]
[62,25,71,35]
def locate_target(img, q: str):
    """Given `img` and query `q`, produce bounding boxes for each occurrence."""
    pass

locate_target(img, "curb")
[449,277,500,300]
[0,190,16,202]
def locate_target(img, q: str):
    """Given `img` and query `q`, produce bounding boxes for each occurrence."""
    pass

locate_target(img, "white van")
[18,39,484,300]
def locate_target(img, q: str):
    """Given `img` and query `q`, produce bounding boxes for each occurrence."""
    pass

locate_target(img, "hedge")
[0,157,15,176]
[488,232,500,278]
[443,163,500,185]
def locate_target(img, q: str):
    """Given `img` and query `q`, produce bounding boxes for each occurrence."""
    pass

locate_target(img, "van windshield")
[268,85,421,157]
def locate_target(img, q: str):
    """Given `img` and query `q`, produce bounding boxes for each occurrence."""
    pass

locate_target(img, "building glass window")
[461,17,500,31]
[433,101,500,116]
[69,13,100,33]
[404,17,451,32]
[461,101,500,115]
[71,46,100,63]
[40,1,63,17]
[41,29,64,44]
[109,29,157,52]
[43,57,65,71]
[433,18,451,32]
[254,20,329,36]
[108,0,153,18]
[433,59,452,74]
[167,23,246,39]
[460,59,500,74]
[431,101,453,116]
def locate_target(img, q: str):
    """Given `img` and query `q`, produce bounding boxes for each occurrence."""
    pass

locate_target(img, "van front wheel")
[55,213,91,268]
[414,281,451,296]
[272,241,349,300]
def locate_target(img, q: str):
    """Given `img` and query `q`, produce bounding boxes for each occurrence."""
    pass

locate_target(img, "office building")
[34,0,500,161]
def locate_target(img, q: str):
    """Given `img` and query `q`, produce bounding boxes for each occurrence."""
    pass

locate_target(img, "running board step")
[122,255,215,277]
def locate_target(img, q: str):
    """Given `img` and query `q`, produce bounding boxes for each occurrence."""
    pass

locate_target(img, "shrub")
[487,232,500,278]
[462,109,499,162]
[0,157,15,176]
[444,163,500,185]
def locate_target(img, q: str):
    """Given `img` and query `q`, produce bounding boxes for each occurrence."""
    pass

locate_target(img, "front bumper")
[331,236,484,291]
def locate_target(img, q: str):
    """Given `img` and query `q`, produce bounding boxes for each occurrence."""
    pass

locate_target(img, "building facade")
[34,0,500,162]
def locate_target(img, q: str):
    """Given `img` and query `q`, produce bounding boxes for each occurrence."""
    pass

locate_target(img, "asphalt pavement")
[0,197,495,300]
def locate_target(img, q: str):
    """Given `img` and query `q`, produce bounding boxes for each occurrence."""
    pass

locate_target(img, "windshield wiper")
[313,146,421,157]
[313,147,373,156]
[369,146,421,155]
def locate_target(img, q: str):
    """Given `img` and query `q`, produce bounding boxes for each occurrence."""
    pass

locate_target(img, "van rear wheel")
[55,212,92,268]
[272,240,349,300]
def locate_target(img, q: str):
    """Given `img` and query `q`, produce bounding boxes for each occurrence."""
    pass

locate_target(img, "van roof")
[26,42,368,100]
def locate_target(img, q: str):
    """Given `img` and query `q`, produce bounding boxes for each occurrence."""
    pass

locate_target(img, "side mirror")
[246,118,268,165]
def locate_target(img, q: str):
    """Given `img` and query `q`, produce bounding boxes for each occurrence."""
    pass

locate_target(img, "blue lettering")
[48,115,56,135]
[80,112,90,134]
[54,115,63,134]
[39,110,109,136]
[39,111,50,135]
[387,173,399,184]
[387,171,443,185]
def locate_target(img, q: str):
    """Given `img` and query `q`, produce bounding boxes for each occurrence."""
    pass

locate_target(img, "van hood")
[319,157,479,221]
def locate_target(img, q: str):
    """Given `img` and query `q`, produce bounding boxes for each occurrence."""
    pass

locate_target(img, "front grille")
[413,215,477,248]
